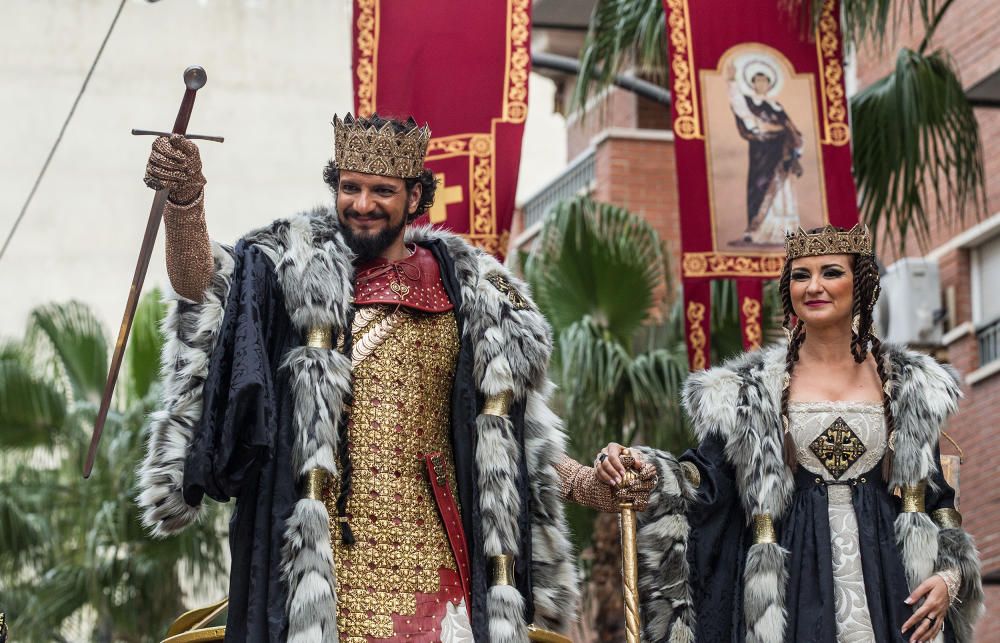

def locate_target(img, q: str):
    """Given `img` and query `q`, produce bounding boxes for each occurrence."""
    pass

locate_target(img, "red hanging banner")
[352,0,531,260]
[664,0,860,368]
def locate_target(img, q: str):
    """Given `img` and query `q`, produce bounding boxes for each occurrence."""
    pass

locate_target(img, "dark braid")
[850,254,881,363]
[871,335,896,482]
[778,259,806,469]
[336,310,357,545]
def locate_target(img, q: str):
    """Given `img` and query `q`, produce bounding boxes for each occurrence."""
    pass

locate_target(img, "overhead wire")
[0,0,128,265]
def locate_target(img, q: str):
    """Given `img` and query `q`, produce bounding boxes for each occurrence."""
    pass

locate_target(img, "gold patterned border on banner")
[687,301,708,370]
[355,0,379,116]
[741,296,763,350]
[425,132,499,254]
[503,0,530,123]
[816,0,849,146]
[665,0,703,140]
[682,252,785,278]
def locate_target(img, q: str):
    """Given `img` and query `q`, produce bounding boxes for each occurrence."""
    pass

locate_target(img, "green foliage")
[852,46,984,251]
[0,293,226,642]
[526,197,691,459]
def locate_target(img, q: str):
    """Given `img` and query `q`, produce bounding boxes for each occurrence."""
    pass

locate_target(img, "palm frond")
[124,289,167,405]
[526,197,663,343]
[0,358,66,446]
[852,47,985,251]
[573,0,667,110]
[27,301,108,405]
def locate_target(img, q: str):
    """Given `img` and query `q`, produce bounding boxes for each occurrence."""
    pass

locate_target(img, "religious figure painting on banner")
[702,44,829,251]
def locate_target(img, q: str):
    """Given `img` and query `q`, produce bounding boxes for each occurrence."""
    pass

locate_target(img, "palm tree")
[0,294,226,642]
[524,196,754,640]
[573,0,985,252]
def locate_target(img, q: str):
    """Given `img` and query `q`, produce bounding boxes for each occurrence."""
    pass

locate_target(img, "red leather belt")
[424,452,472,613]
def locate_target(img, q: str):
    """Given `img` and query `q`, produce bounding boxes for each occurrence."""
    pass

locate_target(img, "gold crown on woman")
[784,223,873,259]
[333,113,431,179]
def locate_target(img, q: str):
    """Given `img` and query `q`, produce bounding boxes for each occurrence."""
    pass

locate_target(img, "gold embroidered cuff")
[753,514,776,544]
[482,390,514,417]
[306,326,333,349]
[303,468,327,500]
[680,461,701,488]
[932,507,963,529]
[490,554,515,586]
[900,482,927,513]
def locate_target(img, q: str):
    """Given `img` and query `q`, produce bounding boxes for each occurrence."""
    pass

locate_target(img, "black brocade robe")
[682,436,957,642]
[137,212,578,642]
[633,344,984,643]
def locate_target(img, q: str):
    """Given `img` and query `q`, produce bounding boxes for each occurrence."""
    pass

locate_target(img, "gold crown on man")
[333,113,431,179]
[785,223,873,259]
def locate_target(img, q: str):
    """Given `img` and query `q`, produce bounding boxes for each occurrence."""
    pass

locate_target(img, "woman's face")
[789,254,854,329]
[752,73,773,95]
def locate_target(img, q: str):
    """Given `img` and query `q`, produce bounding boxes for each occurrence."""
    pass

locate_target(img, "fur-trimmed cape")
[136,208,578,642]
[633,344,984,643]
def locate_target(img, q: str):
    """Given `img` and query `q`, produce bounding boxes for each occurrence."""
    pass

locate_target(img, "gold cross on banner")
[428,173,464,224]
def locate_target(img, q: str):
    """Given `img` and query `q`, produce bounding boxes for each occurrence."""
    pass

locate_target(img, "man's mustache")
[343,208,389,220]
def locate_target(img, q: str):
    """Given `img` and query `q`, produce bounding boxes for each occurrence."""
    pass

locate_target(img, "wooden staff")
[618,448,641,643]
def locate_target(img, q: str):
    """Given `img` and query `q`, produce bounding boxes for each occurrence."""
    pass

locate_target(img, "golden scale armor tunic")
[323,303,465,642]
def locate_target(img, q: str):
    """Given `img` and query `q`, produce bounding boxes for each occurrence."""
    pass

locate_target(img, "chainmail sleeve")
[163,191,213,302]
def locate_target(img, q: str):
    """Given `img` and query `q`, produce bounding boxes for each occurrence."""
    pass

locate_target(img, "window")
[972,232,1000,366]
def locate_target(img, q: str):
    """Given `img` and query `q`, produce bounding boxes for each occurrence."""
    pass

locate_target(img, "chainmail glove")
[144,134,206,205]
[554,454,658,513]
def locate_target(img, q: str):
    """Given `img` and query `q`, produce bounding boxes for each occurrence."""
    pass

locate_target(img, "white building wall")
[0,0,565,337]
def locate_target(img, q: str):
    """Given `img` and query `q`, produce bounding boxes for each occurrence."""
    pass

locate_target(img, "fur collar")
[682,343,962,520]
[243,207,551,400]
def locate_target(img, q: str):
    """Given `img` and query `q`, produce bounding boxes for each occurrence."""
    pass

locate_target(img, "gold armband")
[490,554,515,586]
[753,514,776,544]
[303,468,328,500]
[932,508,963,529]
[680,461,701,488]
[305,325,333,349]
[900,481,927,513]
[482,390,514,417]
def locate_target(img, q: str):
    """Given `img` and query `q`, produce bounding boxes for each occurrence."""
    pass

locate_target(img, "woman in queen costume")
[597,225,983,642]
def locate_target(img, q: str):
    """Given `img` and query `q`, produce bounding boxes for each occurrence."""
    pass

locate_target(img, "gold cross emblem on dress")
[428,172,464,224]
[809,416,867,479]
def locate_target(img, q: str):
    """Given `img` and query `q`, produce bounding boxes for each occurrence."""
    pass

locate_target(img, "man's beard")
[339,209,407,262]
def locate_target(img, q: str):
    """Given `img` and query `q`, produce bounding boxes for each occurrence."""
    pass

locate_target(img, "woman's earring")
[851,314,861,335]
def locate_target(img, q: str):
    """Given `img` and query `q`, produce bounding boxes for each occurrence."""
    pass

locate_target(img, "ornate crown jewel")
[784,223,873,259]
[333,113,431,179]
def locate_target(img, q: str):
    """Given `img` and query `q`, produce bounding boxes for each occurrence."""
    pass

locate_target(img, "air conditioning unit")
[874,258,943,346]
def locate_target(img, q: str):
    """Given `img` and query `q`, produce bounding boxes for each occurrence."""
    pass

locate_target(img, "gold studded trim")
[305,325,333,349]
[482,390,514,417]
[485,272,531,310]
[900,481,927,513]
[490,554,515,586]
[680,461,701,488]
[753,514,776,544]
[303,468,327,501]
[932,507,963,529]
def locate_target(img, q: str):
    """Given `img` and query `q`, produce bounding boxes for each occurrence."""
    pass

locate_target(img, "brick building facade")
[519,0,999,636]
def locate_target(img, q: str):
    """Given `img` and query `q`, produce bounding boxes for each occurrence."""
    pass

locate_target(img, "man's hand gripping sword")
[83,66,222,478]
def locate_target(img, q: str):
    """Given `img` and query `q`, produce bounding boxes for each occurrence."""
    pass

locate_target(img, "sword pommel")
[183,65,207,91]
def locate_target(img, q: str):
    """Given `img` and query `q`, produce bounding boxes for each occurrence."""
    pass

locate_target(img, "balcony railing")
[978,317,1000,366]
[521,149,595,230]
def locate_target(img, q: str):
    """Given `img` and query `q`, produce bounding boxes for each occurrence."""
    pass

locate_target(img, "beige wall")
[0,0,566,337]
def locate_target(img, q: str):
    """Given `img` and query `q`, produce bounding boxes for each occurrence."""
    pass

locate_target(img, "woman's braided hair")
[778,227,895,480]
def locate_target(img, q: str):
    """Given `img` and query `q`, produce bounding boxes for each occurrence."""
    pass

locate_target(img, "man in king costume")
[135,113,644,642]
